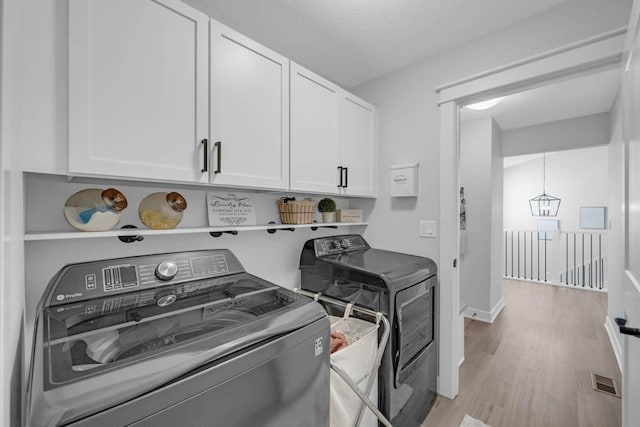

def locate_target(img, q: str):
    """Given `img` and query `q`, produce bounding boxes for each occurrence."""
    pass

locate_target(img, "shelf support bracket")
[267,221,295,234]
[209,230,238,238]
[118,225,144,243]
[310,220,338,231]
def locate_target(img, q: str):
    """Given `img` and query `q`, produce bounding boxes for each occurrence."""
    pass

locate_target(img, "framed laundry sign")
[207,191,257,226]
[390,162,418,197]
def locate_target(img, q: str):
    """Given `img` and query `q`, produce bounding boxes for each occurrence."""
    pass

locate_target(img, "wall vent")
[591,373,620,398]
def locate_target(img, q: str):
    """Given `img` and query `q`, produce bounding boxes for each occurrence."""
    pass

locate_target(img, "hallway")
[424,280,621,427]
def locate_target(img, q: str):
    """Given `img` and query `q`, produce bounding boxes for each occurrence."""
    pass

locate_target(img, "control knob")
[155,260,178,281]
[340,239,350,249]
[155,290,177,307]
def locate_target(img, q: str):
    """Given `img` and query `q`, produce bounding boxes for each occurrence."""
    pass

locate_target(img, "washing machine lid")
[27,251,326,427]
[321,248,436,289]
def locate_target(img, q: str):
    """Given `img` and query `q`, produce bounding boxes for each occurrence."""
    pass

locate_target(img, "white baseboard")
[463,297,506,323]
[458,357,465,368]
[490,297,506,322]
[604,315,623,373]
[503,276,607,293]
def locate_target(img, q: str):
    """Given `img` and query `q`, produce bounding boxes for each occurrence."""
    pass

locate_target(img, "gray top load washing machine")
[26,249,330,427]
[300,235,437,427]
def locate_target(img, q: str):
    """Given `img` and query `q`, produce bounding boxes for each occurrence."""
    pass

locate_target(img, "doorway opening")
[430,31,626,426]
[503,146,609,290]
[435,26,627,405]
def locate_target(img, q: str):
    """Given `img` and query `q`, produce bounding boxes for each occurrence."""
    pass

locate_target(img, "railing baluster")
[589,233,593,288]
[530,231,533,281]
[582,234,585,287]
[573,233,579,286]
[511,231,514,278]
[544,233,547,282]
[517,231,520,278]
[599,234,603,289]
[566,232,569,285]
[505,231,507,277]
[524,232,527,280]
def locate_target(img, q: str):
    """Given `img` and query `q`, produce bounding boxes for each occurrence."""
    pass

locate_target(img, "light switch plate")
[419,220,436,238]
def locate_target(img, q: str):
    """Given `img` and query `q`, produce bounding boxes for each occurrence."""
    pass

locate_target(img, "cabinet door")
[210,23,289,190]
[290,63,341,194]
[69,0,209,183]
[340,93,376,197]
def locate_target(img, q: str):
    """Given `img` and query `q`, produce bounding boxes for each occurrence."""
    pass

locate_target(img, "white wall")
[22,173,361,360]
[459,118,503,316]
[490,119,504,311]
[460,119,492,312]
[501,112,611,156]
[352,0,631,265]
[1,0,25,425]
[503,145,609,232]
[607,94,624,361]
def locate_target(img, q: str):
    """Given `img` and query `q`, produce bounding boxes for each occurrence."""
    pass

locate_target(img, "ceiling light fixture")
[529,152,560,217]
[465,97,504,110]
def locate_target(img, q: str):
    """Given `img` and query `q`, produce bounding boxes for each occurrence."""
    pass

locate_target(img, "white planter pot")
[321,212,336,223]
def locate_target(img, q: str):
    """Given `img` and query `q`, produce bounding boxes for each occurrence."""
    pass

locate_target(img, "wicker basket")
[277,197,315,224]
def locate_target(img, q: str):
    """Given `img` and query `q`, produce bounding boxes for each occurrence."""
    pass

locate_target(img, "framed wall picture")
[390,163,418,197]
[207,191,257,226]
[537,219,558,240]
[580,207,606,229]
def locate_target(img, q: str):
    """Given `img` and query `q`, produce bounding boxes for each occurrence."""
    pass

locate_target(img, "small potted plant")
[317,197,337,223]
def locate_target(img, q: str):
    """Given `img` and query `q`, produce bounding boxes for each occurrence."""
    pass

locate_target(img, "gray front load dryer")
[26,249,330,427]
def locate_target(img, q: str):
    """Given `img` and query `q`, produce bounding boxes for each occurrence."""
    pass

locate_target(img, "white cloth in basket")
[329,315,379,427]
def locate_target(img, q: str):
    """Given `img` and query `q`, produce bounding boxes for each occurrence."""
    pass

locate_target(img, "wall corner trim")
[435,28,625,106]
[604,315,623,373]
[434,26,627,94]
[463,297,506,323]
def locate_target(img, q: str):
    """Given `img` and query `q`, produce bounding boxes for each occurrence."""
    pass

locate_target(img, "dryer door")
[394,277,435,385]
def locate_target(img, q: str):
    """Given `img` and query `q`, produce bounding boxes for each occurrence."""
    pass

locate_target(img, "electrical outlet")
[419,220,436,238]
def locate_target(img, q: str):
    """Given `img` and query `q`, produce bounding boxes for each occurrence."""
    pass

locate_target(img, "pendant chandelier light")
[529,152,561,217]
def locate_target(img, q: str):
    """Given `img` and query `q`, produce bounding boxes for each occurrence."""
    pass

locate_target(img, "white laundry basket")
[329,315,379,427]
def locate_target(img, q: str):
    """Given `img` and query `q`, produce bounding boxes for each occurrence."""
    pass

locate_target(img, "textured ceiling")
[182,0,566,88]
[460,67,621,130]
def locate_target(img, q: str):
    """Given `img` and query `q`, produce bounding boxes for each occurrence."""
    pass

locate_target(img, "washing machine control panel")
[47,250,244,307]
[155,260,178,281]
[314,235,369,256]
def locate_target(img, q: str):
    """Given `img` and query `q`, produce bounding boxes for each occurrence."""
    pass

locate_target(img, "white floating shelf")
[24,222,368,241]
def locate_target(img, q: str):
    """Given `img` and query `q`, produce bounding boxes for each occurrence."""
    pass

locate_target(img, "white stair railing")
[504,229,607,290]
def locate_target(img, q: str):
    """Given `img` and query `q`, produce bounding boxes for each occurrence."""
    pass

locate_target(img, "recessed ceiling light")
[465,97,504,110]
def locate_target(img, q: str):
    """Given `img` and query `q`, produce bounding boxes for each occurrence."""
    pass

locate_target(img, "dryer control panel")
[45,250,244,307]
[313,235,369,257]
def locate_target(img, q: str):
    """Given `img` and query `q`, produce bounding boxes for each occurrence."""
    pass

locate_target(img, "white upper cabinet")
[290,63,377,197]
[67,0,375,196]
[68,0,209,183]
[210,22,290,190]
[290,63,341,195]
[340,94,376,197]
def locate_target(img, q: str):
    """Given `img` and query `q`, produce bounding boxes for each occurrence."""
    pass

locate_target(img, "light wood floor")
[423,279,621,427]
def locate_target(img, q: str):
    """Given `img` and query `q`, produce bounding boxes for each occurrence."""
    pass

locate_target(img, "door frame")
[435,27,627,399]
[621,1,640,425]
